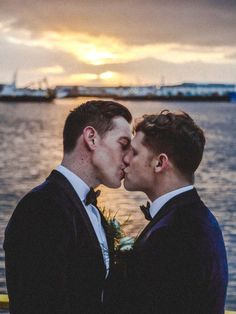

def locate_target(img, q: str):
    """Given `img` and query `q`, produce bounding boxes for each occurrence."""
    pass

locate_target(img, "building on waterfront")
[56,85,156,98]
[156,83,236,97]
[55,83,236,100]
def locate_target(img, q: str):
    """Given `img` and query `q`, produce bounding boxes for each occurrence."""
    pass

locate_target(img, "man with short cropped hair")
[4,100,132,314]
[123,110,228,314]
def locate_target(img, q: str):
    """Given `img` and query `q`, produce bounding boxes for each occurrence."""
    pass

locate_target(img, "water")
[0,98,235,311]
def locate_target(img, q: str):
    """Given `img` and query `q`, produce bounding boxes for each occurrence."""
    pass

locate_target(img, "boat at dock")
[0,73,55,102]
[0,87,55,102]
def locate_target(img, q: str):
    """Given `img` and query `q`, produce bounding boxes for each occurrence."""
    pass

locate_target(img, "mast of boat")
[12,70,18,89]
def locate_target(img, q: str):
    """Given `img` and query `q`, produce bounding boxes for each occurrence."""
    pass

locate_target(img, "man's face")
[93,116,131,188]
[124,131,156,193]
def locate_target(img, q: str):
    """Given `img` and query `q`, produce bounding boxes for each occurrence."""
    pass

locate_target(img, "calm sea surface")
[0,98,235,311]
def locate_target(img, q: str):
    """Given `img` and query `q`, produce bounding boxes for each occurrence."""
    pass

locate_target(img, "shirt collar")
[149,185,194,219]
[56,164,90,202]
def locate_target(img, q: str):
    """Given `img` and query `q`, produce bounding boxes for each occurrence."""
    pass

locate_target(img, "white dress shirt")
[149,185,194,219]
[56,165,109,276]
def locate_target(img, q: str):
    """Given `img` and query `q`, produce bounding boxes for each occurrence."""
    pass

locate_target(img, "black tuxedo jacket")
[122,189,228,314]
[4,170,113,314]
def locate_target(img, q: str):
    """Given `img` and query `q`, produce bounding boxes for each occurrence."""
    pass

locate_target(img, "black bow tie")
[140,201,152,221]
[85,188,101,206]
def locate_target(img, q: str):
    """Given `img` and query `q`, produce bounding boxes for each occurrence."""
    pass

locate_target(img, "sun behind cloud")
[99,71,115,80]
[65,71,120,85]
[5,29,235,67]
[2,21,236,86]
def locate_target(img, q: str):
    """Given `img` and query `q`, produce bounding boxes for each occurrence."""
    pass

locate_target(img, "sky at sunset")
[1,0,236,87]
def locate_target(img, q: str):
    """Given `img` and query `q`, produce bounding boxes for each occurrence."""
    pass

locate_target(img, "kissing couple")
[4,100,228,314]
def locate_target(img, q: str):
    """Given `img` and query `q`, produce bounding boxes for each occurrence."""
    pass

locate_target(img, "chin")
[105,180,121,189]
[124,179,136,191]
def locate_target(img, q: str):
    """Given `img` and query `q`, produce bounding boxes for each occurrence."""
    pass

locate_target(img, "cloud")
[1,0,236,86]
[225,53,236,60]
[90,57,236,85]
[38,65,64,74]
[3,24,235,68]
[0,35,91,85]
[1,0,236,46]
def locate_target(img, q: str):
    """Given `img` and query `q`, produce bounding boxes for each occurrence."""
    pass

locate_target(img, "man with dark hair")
[4,100,132,314]
[123,110,228,313]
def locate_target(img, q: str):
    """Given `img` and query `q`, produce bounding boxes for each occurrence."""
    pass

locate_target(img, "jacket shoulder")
[4,179,75,249]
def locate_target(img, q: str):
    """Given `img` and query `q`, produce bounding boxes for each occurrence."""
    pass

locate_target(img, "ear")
[83,126,98,151]
[153,153,169,173]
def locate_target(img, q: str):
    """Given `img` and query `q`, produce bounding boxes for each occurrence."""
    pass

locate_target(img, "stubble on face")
[93,117,131,188]
[124,132,155,193]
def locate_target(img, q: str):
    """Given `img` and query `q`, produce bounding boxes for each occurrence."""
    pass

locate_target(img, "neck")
[61,153,100,188]
[148,174,191,202]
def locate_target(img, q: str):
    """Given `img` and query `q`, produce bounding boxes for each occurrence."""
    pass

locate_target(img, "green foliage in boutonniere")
[101,208,135,255]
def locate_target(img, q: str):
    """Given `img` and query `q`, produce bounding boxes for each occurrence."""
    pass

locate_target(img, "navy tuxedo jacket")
[123,189,228,314]
[4,170,113,314]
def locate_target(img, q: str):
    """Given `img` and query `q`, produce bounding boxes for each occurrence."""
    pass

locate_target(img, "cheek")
[129,159,139,171]
[105,150,120,169]
[110,147,123,164]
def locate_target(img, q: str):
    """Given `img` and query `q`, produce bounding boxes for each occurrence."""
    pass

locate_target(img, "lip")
[120,169,125,180]
[123,168,129,174]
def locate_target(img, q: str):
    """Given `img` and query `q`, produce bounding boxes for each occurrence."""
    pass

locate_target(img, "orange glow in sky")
[1,5,236,87]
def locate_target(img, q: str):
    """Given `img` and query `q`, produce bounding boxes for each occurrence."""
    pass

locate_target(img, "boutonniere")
[101,208,135,257]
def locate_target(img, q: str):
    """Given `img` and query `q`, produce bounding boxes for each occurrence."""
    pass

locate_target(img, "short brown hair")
[135,110,205,182]
[63,100,132,153]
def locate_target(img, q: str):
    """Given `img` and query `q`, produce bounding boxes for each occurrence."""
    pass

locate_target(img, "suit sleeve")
[4,192,72,314]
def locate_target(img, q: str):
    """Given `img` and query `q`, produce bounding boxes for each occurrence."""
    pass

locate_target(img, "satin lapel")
[135,188,200,246]
[135,206,177,247]
[47,170,106,270]
[135,204,176,247]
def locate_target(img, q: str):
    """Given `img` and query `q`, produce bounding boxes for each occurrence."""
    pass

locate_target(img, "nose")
[123,149,132,167]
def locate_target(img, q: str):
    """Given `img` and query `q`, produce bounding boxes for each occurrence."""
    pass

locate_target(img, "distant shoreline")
[61,94,232,102]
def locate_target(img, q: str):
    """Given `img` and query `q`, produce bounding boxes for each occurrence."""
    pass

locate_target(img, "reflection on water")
[0,99,236,311]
